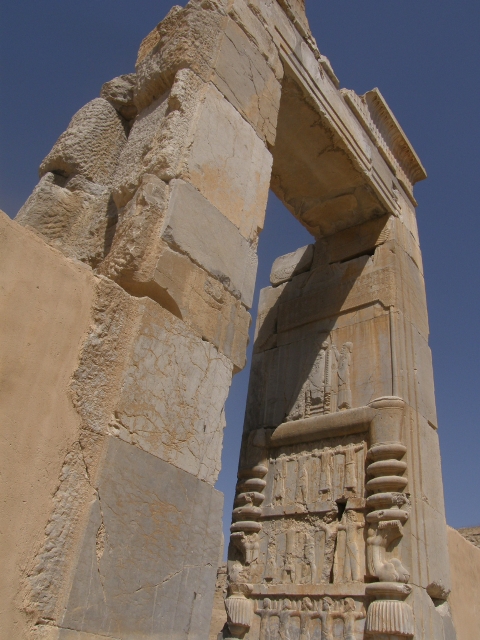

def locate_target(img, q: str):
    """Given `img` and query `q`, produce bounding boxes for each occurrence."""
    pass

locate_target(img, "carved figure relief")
[336,511,365,583]
[315,447,335,501]
[254,597,365,640]
[256,598,275,640]
[343,443,364,494]
[264,533,277,582]
[342,598,366,640]
[272,454,288,506]
[295,456,309,507]
[265,442,366,511]
[335,342,353,410]
[282,530,297,584]
[286,341,354,422]
[317,510,340,583]
[303,533,317,585]
[278,598,295,640]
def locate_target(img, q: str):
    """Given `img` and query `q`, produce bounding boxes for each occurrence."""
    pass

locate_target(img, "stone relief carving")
[224,561,253,639]
[254,597,365,640]
[286,341,354,422]
[227,381,413,640]
[265,441,366,512]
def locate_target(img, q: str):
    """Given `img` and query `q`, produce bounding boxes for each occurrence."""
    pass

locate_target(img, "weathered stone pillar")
[222,6,457,640]
[9,1,283,638]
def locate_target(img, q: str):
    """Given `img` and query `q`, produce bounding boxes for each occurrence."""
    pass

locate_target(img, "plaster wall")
[448,526,480,640]
[0,211,96,638]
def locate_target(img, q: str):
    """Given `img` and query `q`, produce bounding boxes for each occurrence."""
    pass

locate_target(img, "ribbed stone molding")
[365,397,414,639]
[365,584,415,637]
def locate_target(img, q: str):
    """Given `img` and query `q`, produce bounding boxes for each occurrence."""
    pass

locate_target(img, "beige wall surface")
[448,526,480,640]
[0,212,95,638]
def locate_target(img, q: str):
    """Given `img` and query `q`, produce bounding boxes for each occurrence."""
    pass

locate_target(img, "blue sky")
[2,1,479,551]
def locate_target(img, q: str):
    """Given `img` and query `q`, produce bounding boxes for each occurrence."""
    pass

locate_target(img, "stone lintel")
[270,405,376,447]
[251,583,367,598]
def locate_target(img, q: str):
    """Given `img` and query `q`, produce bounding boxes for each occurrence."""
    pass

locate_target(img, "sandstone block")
[228,0,283,81]
[72,279,233,484]
[99,176,250,369]
[448,527,480,640]
[111,90,171,208]
[100,173,170,286]
[152,243,251,371]
[100,73,137,121]
[270,243,314,286]
[0,212,96,638]
[135,6,183,66]
[185,83,272,242]
[134,4,226,111]
[161,179,258,308]
[110,296,233,484]
[16,172,116,267]
[211,18,281,145]
[60,437,223,640]
[40,98,127,185]
[113,71,271,243]
[254,282,286,351]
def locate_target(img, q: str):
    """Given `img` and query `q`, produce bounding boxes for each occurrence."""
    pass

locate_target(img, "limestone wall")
[0,211,96,638]
[448,526,480,640]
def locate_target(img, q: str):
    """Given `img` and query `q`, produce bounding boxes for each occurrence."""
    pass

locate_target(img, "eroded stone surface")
[162,179,258,308]
[0,213,96,639]
[61,437,223,640]
[100,73,137,121]
[39,98,126,186]
[457,526,480,549]
[270,244,314,286]
[16,172,116,267]
[110,298,233,484]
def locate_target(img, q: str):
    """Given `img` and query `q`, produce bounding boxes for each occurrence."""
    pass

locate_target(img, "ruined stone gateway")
[1,1,479,639]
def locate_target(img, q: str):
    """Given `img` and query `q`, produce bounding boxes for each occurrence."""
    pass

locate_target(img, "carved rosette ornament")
[365,397,414,639]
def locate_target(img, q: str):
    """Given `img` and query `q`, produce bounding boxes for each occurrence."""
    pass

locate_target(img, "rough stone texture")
[151,243,251,371]
[100,173,170,288]
[208,565,228,640]
[16,172,116,267]
[113,71,273,245]
[457,526,480,549]
[210,17,281,145]
[184,83,272,243]
[270,243,314,286]
[60,436,223,640]
[100,73,137,121]
[162,179,258,308]
[448,526,480,640]
[39,98,127,186]
[99,176,251,370]
[111,87,171,208]
[0,212,96,639]
[134,4,227,111]
[71,280,233,485]
[110,297,233,484]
